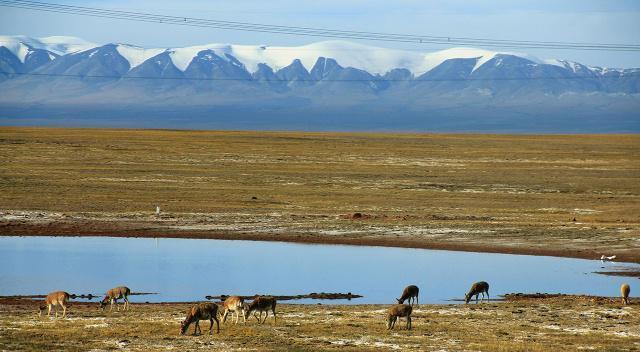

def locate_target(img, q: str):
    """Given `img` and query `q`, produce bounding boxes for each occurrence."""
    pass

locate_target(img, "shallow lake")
[0,236,637,304]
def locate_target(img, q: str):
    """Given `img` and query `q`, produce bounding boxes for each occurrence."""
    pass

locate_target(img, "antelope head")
[464,293,471,304]
[98,297,109,310]
[180,319,190,335]
[386,315,396,329]
[243,304,253,321]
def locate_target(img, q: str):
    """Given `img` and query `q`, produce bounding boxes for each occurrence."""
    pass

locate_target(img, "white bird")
[155,205,161,216]
[600,255,616,262]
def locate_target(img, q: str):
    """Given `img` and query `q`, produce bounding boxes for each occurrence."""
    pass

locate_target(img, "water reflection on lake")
[0,236,636,304]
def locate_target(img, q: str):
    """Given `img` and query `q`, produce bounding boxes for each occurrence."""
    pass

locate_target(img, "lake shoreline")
[2,215,639,265]
[2,130,639,270]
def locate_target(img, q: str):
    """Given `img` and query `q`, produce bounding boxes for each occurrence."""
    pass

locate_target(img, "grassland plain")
[0,296,638,351]
[0,127,639,262]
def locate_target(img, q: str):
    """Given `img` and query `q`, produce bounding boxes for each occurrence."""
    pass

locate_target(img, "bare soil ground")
[1,296,638,351]
[1,128,639,262]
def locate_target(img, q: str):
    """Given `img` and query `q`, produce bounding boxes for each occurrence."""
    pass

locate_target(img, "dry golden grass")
[1,298,638,351]
[1,127,639,261]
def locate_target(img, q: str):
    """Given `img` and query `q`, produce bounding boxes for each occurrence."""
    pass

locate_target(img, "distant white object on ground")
[600,255,616,262]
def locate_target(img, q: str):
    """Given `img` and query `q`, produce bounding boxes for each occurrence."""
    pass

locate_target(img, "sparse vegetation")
[1,297,638,351]
[1,127,639,262]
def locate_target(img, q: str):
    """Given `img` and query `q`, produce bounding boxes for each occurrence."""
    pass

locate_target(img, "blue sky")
[1,0,639,67]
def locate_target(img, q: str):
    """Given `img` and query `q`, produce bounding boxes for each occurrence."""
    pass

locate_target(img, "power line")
[2,0,640,52]
[1,70,631,83]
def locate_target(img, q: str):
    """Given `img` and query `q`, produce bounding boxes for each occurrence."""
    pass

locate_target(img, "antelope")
[386,304,412,330]
[465,281,490,304]
[222,296,246,324]
[396,285,419,306]
[243,296,277,324]
[621,283,630,305]
[180,303,220,335]
[99,286,131,311]
[39,291,70,319]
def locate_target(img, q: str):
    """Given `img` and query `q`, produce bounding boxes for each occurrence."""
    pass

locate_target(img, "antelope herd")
[37,281,633,334]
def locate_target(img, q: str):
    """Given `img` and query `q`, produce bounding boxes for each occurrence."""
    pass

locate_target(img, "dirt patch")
[503,293,637,304]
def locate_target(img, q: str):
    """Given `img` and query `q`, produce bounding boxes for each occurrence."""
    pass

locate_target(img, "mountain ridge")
[0,35,638,132]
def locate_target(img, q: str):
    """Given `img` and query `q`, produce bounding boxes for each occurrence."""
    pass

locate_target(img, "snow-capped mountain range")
[0,35,638,132]
[1,35,634,77]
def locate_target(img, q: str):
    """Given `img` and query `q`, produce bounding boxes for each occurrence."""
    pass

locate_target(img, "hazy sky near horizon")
[1,0,639,67]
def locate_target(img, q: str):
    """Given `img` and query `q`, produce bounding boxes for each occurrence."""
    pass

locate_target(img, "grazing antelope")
[180,303,220,335]
[465,281,490,304]
[222,296,246,324]
[621,283,630,305]
[386,304,412,330]
[396,285,419,306]
[243,296,277,324]
[99,286,131,311]
[39,291,70,319]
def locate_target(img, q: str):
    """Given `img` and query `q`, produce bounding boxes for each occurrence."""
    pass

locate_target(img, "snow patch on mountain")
[545,59,628,75]
[0,35,96,62]
[168,44,222,71]
[268,41,426,74]
[544,59,583,72]
[115,44,166,69]
[421,47,542,73]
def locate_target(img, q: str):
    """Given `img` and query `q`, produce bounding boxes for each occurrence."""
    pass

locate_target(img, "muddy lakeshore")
[1,295,638,351]
[1,209,639,265]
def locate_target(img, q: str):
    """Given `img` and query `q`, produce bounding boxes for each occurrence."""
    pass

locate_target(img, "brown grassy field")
[1,297,638,351]
[1,127,639,262]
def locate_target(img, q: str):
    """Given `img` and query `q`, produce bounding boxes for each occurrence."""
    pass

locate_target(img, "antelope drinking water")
[386,304,412,330]
[465,281,490,304]
[222,296,246,324]
[180,303,220,335]
[39,291,70,319]
[99,286,131,311]
[244,296,277,324]
[396,285,419,306]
